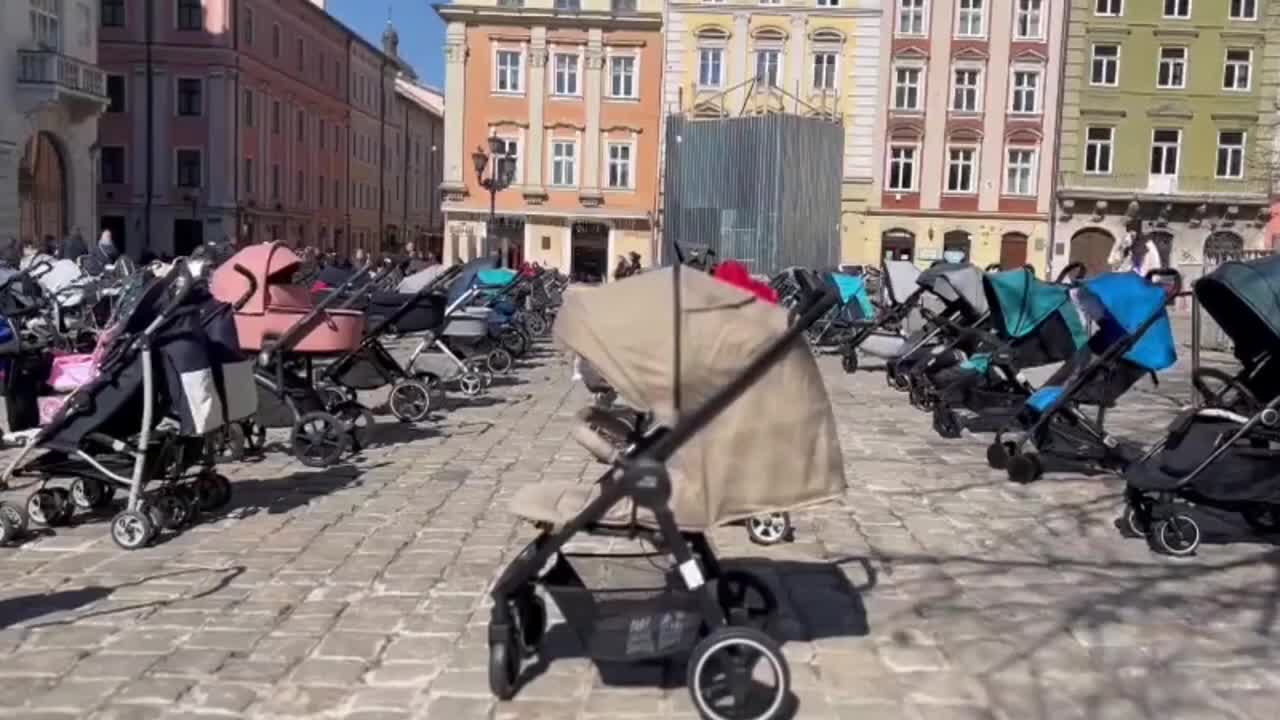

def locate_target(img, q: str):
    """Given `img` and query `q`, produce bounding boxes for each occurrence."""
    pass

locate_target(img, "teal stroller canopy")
[828,272,875,320]
[984,268,1087,346]
[1195,254,1280,368]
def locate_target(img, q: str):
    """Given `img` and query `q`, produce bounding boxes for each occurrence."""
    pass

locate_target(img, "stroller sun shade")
[984,269,1088,351]
[916,263,988,318]
[829,273,875,320]
[553,267,846,529]
[1194,254,1280,366]
[446,256,501,305]
[883,260,922,305]
[1076,272,1176,372]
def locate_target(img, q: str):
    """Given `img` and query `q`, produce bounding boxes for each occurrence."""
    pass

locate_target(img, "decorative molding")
[1011,48,1048,64]
[953,46,990,61]
[1221,31,1265,43]
[1080,107,1127,118]
[529,49,548,69]
[1211,112,1259,122]
[602,125,644,134]
[1146,104,1194,120]
[491,119,530,129]
[488,33,532,42]
[893,46,929,61]
[1084,24,1131,37]
[547,121,587,132]
[1153,28,1200,39]
[750,25,788,41]
[809,28,846,44]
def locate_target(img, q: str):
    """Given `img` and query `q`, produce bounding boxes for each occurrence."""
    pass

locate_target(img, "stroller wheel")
[986,441,1015,470]
[487,347,514,375]
[148,488,190,531]
[319,386,350,411]
[332,401,376,451]
[244,422,268,453]
[524,313,548,338]
[1123,503,1152,538]
[458,373,484,398]
[510,591,547,655]
[195,472,233,511]
[746,513,793,546]
[499,328,528,357]
[1153,514,1200,557]
[110,510,154,550]
[290,412,350,468]
[1006,452,1042,484]
[717,570,778,631]
[27,488,72,527]
[389,380,433,422]
[841,352,858,374]
[932,407,962,439]
[488,623,520,700]
[70,478,109,510]
[688,626,789,720]
[1242,505,1280,535]
[0,501,27,542]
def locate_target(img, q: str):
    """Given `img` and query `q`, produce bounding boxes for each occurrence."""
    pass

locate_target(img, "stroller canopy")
[209,243,303,314]
[984,268,1087,342]
[1078,272,1176,372]
[883,260,921,305]
[446,256,500,305]
[828,272,875,319]
[476,268,518,288]
[553,267,846,529]
[397,264,448,294]
[1195,254,1280,365]
[917,262,988,317]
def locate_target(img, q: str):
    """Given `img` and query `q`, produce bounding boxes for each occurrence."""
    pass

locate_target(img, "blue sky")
[328,0,447,89]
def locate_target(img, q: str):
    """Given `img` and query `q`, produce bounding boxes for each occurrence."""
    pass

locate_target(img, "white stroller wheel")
[1155,515,1200,557]
[110,510,154,550]
[688,627,790,720]
[389,380,433,422]
[71,478,111,510]
[746,513,792,546]
[459,373,483,397]
[0,502,27,542]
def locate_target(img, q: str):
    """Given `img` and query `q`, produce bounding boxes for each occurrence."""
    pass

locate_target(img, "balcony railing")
[612,0,637,12]
[17,49,107,101]
[1058,171,1269,198]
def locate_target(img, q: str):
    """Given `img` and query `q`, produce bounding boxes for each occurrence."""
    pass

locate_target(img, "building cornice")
[434,6,663,30]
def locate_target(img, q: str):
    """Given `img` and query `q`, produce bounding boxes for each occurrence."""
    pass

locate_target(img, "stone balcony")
[16,49,109,121]
[1058,171,1270,205]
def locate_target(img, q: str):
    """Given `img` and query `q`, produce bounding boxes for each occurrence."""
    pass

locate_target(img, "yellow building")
[660,0,883,263]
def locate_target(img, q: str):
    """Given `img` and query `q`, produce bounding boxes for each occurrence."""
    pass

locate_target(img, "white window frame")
[812,51,839,92]
[1216,131,1246,179]
[1163,0,1190,19]
[1008,66,1042,115]
[492,134,522,187]
[1084,126,1114,175]
[551,50,581,97]
[754,48,783,88]
[1223,48,1252,92]
[1150,128,1182,177]
[697,45,725,89]
[605,141,635,190]
[550,139,578,188]
[892,63,925,112]
[956,0,986,39]
[1014,0,1045,41]
[897,0,927,37]
[945,145,979,195]
[1230,0,1257,20]
[1004,147,1038,196]
[494,48,524,94]
[1157,47,1188,89]
[30,0,62,50]
[1090,44,1120,87]
[951,65,983,113]
[174,147,203,189]
[1094,0,1122,16]
[886,144,919,192]
[607,53,638,100]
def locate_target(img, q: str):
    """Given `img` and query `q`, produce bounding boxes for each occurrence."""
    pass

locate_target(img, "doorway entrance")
[942,230,972,264]
[173,219,203,257]
[881,229,916,263]
[571,222,609,282]
[999,232,1028,270]
[1069,228,1116,276]
[18,132,67,246]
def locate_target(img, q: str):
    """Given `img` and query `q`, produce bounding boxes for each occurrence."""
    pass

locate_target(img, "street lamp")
[473,137,517,267]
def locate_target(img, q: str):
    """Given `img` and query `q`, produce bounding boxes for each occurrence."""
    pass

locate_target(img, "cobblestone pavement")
[0,339,1277,720]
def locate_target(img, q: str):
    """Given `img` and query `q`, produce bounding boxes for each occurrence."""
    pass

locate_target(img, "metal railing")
[16,49,107,99]
[1058,171,1269,198]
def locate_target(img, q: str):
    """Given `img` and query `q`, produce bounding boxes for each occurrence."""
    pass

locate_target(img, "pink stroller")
[210,243,368,467]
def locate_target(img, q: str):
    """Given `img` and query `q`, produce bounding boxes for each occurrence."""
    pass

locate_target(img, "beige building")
[394,78,445,257]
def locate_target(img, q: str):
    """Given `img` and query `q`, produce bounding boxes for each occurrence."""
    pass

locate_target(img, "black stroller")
[988,269,1182,484]
[837,260,931,374]
[1122,255,1280,556]
[887,262,992,405]
[487,266,844,718]
[0,261,254,549]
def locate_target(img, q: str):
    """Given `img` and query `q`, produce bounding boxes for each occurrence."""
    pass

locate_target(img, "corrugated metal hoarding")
[661,113,843,276]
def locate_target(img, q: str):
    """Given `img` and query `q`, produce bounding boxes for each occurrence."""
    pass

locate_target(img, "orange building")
[436,0,662,279]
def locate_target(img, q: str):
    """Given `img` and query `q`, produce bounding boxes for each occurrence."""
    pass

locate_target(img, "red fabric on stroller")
[713,261,778,304]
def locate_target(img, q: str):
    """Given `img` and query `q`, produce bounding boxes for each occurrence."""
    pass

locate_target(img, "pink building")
[98,0,396,257]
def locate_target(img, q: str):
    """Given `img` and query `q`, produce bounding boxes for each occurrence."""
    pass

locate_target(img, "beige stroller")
[487,267,845,720]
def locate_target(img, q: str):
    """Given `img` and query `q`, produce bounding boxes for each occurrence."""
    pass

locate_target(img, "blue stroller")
[989,269,1181,484]
[804,271,876,348]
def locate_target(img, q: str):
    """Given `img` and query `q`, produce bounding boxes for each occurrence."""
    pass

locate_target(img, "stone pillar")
[441,22,468,199]
[524,27,548,201]
[787,13,807,101]
[728,13,750,111]
[580,28,604,205]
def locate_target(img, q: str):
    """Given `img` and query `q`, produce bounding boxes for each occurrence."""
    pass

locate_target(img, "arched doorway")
[999,232,1028,270]
[17,132,67,247]
[1204,230,1244,262]
[1069,228,1115,276]
[881,228,916,263]
[942,230,971,264]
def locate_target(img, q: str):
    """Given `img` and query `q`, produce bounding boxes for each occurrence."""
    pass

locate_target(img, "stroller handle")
[1055,262,1087,284]
[1145,268,1183,298]
[231,264,258,311]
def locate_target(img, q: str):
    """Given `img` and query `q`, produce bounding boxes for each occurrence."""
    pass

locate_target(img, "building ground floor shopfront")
[0,122,97,253]
[443,209,654,280]
[97,204,238,259]
[846,212,1051,275]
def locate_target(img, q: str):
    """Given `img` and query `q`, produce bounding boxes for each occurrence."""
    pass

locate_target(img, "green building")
[1053,0,1276,279]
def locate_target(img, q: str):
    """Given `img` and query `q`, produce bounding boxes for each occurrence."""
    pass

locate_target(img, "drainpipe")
[401,89,409,241]
[144,0,154,252]
[344,37,352,254]
[378,60,387,252]
[232,0,240,245]
[1044,0,1074,278]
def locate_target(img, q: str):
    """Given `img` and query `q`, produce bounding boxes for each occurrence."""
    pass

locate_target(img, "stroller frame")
[404,285,496,397]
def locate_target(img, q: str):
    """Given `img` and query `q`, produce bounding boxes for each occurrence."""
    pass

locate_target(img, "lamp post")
[472,137,516,267]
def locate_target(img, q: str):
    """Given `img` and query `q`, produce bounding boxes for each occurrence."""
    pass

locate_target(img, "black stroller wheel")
[0,511,15,545]
[524,313,548,337]
[389,380,433,422]
[511,591,546,655]
[488,623,519,700]
[290,412,350,468]
[841,352,858,374]
[500,327,528,357]
[688,626,790,720]
[1153,514,1200,557]
[27,488,72,527]
[0,501,27,543]
[244,422,267,453]
[985,442,1014,470]
[148,488,191,531]
[932,407,962,439]
[1123,503,1151,538]
[332,401,376,451]
[746,513,792,546]
[319,386,351,411]
[1006,452,1042,485]
[717,570,778,631]
[110,510,154,550]
[1242,505,1280,535]
[70,477,111,510]
[487,347,514,375]
[197,472,233,511]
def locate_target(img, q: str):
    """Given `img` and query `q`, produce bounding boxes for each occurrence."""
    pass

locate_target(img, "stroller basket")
[542,552,703,662]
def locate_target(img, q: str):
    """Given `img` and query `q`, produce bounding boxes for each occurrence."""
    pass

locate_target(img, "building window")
[1150,129,1180,176]
[101,146,125,184]
[30,0,61,49]
[813,53,837,91]
[1084,126,1113,174]
[296,171,305,203]
[893,66,923,111]
[494,137,519,184]
[496,50,521,92]
[106,74,126,112]
[1014,0,1043,40]
[952,67,980,112]
[1163,0,1190,18]
[551,141,576,187]
[1005,148,1037,196]
[956,0,985,38]
[318,175,326,207]
[176,78,202,116]
[296,109,305,142]
[1095,0,1122,15]
[1216,131,1245,179]
[817,0,839,6]
[1090,44,1119,86]
[242,89,254,127]
[271,100,281,134]
[242,6,253,44]
[607,143,632,189]
[296,38,304,72]
[897,0,926,35]
[887,146,917,192]
[334,179,341,208]
[946,147,977,194]
[555,0,580,8]
[553,53,579,95]
[176,0,201,31]
[1157,47,1187,88]
[176,149,202,188]
[271,164,280,199]
[609,56,636,98]
[1009,69,1040,114]
[1230,0,1257,20]
[243,157,254,194]
[1224,49,1251,91]
[698,47,724,88]
[755,50,781,87]
[102,0,124,27]
[271,23,280,58]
